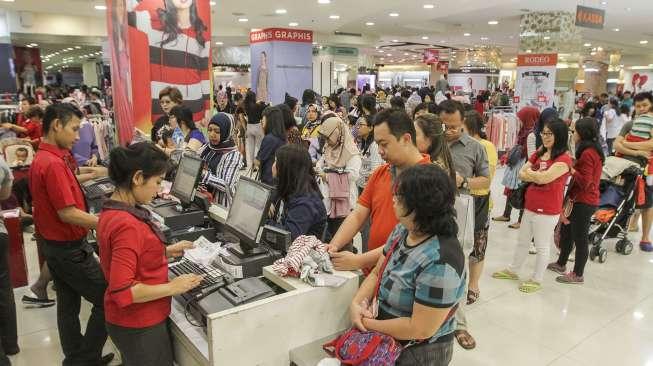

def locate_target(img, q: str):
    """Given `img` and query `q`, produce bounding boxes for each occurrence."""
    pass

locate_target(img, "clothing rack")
[485,106,519,152]
[85,113,117,161]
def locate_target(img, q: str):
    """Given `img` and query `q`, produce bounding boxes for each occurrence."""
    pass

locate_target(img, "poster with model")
[119,0,211,138]
[514,53,558,110]
[13,46,42,97]
[250,28,313,105]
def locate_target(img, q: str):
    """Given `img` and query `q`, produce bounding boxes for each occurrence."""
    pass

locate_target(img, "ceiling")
[1,0,652,67]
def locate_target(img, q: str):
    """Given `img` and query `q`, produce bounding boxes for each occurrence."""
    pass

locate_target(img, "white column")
[82,61,99,87]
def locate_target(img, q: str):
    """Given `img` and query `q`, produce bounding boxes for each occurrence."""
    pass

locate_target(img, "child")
[13,147,29,167]
[617,112,653,181]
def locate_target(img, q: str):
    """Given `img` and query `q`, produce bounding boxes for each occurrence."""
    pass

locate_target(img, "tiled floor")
[8,167,653,365]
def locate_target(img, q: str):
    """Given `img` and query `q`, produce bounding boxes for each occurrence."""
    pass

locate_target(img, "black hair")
[244,90,257,108]
[284,93,298,111]
[108,142,170,190]
[234,92,243,103]
[414,113,456,183]
[610,99,621,116]
[600,93,609,98]
[25,105,44,120]
[581,102,597,118]
[634,92,653,108]
[394,164,458,237]
[464,110,487,139]
[160,128,174,143]
[413,102,440,119]
[400,90,411,99]
[22,96,36,105]
[438,100,466,121]
[302,89,316,106]
[390,96,406,110]
[537,118,568,160]
[275,144,321,201]
[358,115,375,156]
[373,108,416,143]
[43,103,83,133]
[359,94,377,116]
[157,0,207,50]
[276,103,297,131]
[169,105,197,134]
[262,106,287,140]
[574,117,605,164]
[328,94,342,108]
[619,104,630,116]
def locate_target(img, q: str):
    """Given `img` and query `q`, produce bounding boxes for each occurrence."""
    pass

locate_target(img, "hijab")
[516,106,540,155]
[216,90,234,114]
[319,115,360,169]
[303,103,322,133]
[200,112,237,173]
[535,107,559,148]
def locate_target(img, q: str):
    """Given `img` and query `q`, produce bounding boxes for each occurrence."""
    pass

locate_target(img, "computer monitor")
[170,154,203,208]
[225,177,274,253]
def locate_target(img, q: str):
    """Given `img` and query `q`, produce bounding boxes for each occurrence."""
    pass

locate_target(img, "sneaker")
[640,242,653,252]
[21,291,55,308]
[556,272,584,284]
[547,262,566,275]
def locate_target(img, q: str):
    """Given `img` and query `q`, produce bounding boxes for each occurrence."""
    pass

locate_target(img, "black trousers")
[395,340,453,366]
[106,320,173,366]
[0,232,16,366]
[502,199,524,222]
[557,203,597,277]
[42,239,108,366]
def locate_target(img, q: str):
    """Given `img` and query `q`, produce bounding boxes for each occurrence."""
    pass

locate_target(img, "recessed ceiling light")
[590,51,597,55]
[67,47,74,51]
[379,50,384,53]
[613,28,620,32]
[318,0,330,3]
[423,4,434,9]
[29,43,38,47]
[94,5,106,10]
[380,58,384,61]
[1,0,16,2]
[640,40,649,44]
[404,53,409,56]
[251,28,262,32]
[366,22,375,26]
[526,49,532,53]
[275,9,287,14]
[440,40,447,43]
[543,36,551,40]
[422,36,429,40]
[389,12,399,17]
[392,39,399,42]
[288,22,299,27]
[329,15,340,19]
[601,1,607,4]
[488,20,499,25]
[387,54,393,57]
[480,37,489,41]
[238,18,248,22]
[584,43,592,47]
[209,1,216,5]
[74,46,81,49]
[463,33,471,36]
[215,41,224,45]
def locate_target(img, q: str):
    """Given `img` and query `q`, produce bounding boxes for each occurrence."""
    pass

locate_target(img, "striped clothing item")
[629,114,653,140]
[272,235,328,277]
[199,148,243,207]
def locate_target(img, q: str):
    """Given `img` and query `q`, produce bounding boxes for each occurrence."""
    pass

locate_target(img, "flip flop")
[492,216,510,222]
[508,223,521,229]
[519,280,542,293]
[454,330,476,350]
[467,289,480,305]
[492,269,519,280]
[640,241,653,252]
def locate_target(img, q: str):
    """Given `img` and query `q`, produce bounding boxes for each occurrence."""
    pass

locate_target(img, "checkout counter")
[142,153,360,365]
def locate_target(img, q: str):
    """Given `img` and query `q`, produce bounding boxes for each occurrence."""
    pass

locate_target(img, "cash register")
[148,154,216,243]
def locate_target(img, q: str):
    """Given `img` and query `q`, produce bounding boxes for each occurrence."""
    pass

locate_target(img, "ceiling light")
[389,12,399,17]
[590,51,597,55]
[404,53,409,56]
[422,36,429,40]
[626,7,631,11]
[640,40,649,44]
[526,49,532,53]
[392,39,399,42]
[380,58,384,61]
[251,28,262,32]
[613,28,620,32]
[481,37,489,41]
[74,46,81,49]
[238,18,248,22]
[365,22,375,26]
[275,9,287,14]
[543,36,551,40]
[601,1,607,4]
[29,43,38,47]
[463,33,471,36]
[66,47,73,51]
[94,5,107,10]
[387,54,393,57]
[288,22,299,27]
[318,0,331,3]
[2,0,16,2]
[584,43,592,47]
[423,4,434,9]
[379,50,384,53]
[329,15,340,19]
[209,1,216,5]
[215,41,224,45]
[440,40,447,43]
[488,20,499,25]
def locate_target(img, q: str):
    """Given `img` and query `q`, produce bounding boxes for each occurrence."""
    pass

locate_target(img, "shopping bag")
[455,194,475,249]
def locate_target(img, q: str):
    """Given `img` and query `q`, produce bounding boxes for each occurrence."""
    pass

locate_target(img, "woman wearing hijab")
[301,103,322,139]
[215,90,235,115]
[493,106,540,229]
[316,114,362,242]
[199,113,244,207]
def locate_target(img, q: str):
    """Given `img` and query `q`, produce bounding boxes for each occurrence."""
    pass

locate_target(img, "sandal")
[492,269,519,280]
[454,330,476,350]
[519,280,542,293]
[508,222,521,229]
[467,289,480,305]
[492,216,510,222]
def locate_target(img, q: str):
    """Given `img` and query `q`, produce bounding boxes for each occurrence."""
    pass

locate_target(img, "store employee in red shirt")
[29,103,114,366]
[98,142,201,366]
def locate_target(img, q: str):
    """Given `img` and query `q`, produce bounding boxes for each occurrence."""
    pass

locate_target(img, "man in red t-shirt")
[29,103,113,365]
[327,108,431,270]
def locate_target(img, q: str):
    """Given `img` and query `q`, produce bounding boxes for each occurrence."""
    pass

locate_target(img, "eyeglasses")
[540,132,554,137]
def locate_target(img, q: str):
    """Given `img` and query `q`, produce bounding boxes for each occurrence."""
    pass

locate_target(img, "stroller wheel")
[616,240,626,254]
[623,242,634,255]
[590,246,599,261]
[598,248,608,263]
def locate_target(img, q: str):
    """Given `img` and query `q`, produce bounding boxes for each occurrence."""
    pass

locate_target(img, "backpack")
[322,328,402,366]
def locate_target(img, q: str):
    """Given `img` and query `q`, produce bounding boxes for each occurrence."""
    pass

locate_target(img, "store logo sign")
[575,6,605,29]
[517,53,558,67]
[250,28,314,44]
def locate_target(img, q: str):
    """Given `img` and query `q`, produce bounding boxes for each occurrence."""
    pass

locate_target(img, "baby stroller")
[588,165,642,263]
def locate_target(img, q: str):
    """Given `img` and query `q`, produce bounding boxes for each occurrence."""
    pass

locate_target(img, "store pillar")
[0,10,16,94]
[82,61,99,88]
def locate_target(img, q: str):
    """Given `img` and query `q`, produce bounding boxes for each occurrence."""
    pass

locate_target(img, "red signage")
[575,5,605,30]
[436,61,449,73]
[517,53,558,67]
[250,28,314,44]
[513,96,520,104]
[538,95,547,102]
[423,49,440,65]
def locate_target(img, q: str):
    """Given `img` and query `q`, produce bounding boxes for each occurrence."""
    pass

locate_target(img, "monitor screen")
[171,154,203,205]
[226,177,273,244]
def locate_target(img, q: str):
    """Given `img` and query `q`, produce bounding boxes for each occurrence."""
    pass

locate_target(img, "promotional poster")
[250,28,313,105]
[514,53,558,110]
[109,0,212,144]
[13,46,42,96]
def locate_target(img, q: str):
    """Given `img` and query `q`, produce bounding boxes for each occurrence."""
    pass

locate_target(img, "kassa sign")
[575,5,605,29]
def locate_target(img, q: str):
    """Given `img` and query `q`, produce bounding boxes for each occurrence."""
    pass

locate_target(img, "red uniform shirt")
[18,118,42,143]
[524,152,573,215]
[358,154,431,250]
[29,142,88,241]
[98,208,171,328]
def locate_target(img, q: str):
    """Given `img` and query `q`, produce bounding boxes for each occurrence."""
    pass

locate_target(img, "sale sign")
[514,53,558,110]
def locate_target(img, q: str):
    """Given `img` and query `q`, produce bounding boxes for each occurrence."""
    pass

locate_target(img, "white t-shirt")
[604,109,623,139]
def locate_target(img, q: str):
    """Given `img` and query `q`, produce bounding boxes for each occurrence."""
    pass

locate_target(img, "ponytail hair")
[109,142,171,190]
[574,117,605,163]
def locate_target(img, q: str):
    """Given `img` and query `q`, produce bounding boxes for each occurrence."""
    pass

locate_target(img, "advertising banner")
[423,49,440,65]
[250,28,313,105]
[575,5,605,29]
[0,44,16,94]
[13,46,42,96]
[109,0,212,145]
[514,53,558,110]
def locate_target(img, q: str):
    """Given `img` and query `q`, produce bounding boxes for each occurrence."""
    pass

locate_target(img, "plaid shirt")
[378,224,466,342]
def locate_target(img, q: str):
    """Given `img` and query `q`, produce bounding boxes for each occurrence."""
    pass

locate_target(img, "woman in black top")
[270,144,327,240]
[244,90,268,167]
[255,106,286,185]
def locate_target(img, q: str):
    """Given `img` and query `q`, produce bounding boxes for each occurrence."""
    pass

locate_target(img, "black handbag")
[508,182,530,210]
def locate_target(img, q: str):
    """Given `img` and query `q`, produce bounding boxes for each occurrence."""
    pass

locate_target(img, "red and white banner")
[515,53,558,110]
[423,49,440,65]
[250,28,313,44]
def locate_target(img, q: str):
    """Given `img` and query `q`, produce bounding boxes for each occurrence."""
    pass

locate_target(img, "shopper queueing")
[29,103,113,366]
[0,156,18,364]
[548,118,604,284]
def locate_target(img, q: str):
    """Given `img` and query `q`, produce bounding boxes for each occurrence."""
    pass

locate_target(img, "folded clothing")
[272,235,331,277]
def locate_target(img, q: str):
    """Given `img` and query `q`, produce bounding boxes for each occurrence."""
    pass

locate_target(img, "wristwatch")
[461,177,469,190]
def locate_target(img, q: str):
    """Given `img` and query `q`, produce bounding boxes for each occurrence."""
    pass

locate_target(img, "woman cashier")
[97,142,202,366]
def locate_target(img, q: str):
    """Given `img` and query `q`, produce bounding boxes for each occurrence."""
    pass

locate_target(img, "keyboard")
[169,258,229,302]
[84,182,115,199]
